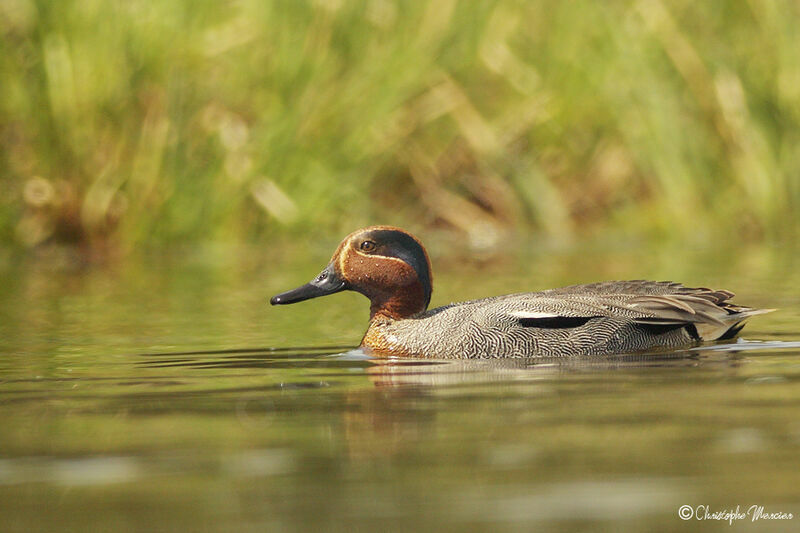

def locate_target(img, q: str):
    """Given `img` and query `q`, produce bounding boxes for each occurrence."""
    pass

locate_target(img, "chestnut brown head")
[270,226,433,320]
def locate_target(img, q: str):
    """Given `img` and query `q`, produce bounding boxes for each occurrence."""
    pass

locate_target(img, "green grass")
[1,0,799,251]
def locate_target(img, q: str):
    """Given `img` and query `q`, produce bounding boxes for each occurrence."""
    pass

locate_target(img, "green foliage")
[1,0,798,250]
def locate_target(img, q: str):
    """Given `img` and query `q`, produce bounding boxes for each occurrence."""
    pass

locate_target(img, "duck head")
[270,226,433,320]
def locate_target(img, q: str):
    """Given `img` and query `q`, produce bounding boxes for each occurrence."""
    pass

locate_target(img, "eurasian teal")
[271,226,771,358]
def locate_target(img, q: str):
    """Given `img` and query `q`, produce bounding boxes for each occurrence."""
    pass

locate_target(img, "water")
[1,241,799,531]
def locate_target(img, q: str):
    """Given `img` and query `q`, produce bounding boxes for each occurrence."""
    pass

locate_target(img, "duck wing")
[469,282,772,341]
[541,280,716,297]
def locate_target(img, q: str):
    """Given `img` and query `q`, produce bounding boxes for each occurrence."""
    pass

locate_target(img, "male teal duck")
[270,226,771,358]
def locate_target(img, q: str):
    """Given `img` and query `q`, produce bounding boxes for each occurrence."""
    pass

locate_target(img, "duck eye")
[359,240,376,252]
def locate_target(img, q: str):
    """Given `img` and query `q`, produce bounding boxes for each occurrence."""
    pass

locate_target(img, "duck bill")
[270,264,347,305]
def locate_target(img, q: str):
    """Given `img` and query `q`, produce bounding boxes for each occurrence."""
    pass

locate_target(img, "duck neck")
[368,281,428,322]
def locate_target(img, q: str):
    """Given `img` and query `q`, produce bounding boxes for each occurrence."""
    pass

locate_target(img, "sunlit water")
[1,241,799,531]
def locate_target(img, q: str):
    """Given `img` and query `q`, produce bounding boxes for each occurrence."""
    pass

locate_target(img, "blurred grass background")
[1,0,799,252]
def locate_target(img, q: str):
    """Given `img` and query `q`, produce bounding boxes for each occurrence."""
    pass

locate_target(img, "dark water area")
[1,241,799,531]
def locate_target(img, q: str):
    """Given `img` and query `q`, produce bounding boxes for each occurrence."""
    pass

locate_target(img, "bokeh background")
[2,0,799,252]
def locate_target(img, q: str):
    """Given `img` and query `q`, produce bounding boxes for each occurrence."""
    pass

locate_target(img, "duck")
[270,226,771,358]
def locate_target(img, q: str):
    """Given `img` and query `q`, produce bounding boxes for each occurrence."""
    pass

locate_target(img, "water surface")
[1,241,799,531]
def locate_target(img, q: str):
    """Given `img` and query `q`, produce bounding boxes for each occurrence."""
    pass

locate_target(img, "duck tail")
[696,307,775,341]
